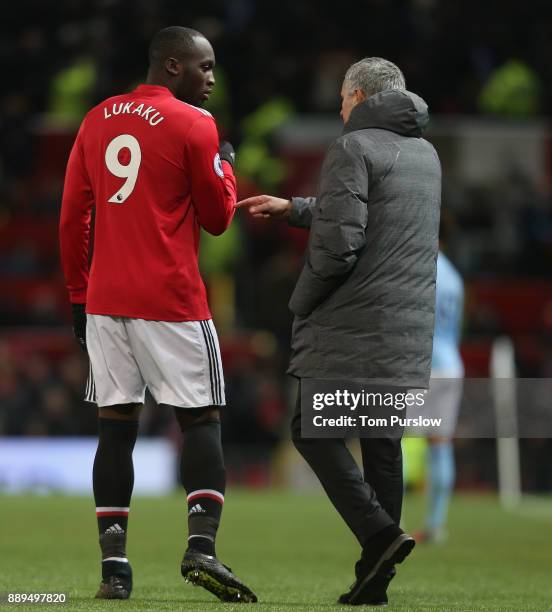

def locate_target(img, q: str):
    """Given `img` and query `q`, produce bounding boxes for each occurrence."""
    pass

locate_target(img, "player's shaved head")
[146,26,216,106]
[148,26,205,67]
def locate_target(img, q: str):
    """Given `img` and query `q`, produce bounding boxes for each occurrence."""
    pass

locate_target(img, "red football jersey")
[59,84,236,321]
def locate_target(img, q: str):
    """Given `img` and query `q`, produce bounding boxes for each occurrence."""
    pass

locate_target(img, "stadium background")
[1,1,552,609]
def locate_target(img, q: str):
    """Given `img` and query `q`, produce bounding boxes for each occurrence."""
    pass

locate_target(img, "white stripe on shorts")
[200,320,223,404]
[207,320,224,403]
[85,361,96,403]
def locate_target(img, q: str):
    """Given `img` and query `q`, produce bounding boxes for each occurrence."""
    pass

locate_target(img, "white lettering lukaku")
[103,102,164,127]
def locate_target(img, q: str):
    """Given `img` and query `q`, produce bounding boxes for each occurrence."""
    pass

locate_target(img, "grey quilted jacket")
[287,89,441,388]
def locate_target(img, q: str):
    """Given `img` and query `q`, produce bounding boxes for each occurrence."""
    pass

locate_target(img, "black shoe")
[338,567,395,606]
[181,548,257,603]
[95,575,132,599]
[343,526,414,606]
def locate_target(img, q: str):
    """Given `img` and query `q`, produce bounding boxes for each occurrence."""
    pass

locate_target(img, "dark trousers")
[291,383,404,546]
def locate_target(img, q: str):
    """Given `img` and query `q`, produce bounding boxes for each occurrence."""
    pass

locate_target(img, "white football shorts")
[418,372,463,438]
[85,315,225,408]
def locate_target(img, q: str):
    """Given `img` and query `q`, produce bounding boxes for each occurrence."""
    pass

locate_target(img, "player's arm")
[186,116,236,235]
[59,121,94,350]
[59,121,94,306]
[235,195,316,229]
[288,138,369,318]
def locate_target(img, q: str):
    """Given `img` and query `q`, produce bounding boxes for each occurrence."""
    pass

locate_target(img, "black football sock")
[93,418,138,581]
[179,420,225,557]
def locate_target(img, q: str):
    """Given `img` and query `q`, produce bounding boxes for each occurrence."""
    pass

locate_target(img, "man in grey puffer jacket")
[237,58,440,605]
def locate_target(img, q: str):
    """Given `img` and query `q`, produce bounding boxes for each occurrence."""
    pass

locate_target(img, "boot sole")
[95,584,131,599]
[181,565,257,603]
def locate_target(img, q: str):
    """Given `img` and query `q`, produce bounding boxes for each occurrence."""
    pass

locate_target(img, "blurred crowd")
[2,0,552,125]
[2,0,552,202]
[1,1,552,490]
[0,337,287,445]
[0,342,94,436]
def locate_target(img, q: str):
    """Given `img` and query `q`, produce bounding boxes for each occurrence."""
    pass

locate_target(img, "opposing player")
[415,247,464,543]
[59,26,256,603]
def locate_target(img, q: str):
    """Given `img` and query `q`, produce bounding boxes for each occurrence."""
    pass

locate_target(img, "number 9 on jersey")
[105,134,142,204]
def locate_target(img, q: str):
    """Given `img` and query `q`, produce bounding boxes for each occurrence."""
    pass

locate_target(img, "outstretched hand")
[235,195,291,219]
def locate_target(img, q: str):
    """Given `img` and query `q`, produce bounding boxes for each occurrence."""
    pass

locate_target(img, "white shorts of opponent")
[85,315,225,408]
[417,370,464,438]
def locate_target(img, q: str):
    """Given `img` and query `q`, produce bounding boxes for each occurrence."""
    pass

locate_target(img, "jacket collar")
[343,89,429,137]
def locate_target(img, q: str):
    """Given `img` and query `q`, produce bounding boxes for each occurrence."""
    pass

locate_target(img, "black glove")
[71,303,87,352]
[219,141,235,167]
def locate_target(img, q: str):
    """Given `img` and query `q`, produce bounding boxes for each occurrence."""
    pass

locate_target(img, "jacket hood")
[343,89,429,137]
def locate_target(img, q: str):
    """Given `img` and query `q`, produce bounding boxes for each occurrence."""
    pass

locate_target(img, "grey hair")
[343,57,406,97]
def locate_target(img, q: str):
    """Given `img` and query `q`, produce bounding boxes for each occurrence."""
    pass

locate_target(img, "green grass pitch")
[1,491,551,611]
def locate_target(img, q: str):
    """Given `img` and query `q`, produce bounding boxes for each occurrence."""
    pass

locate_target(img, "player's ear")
[165,57,180,76]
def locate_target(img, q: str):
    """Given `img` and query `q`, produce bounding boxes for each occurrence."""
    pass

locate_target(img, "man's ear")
[165,57,180,76]
[354,89,366,104]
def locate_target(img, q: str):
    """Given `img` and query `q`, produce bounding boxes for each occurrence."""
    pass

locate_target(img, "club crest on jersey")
[214,153,224,178]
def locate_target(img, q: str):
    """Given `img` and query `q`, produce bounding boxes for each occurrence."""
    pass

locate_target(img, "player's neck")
[145,71,174,95]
